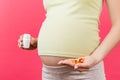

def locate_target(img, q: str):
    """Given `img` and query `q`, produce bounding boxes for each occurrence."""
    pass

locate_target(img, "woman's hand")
[58,56,98,72]
[18,34,37,50]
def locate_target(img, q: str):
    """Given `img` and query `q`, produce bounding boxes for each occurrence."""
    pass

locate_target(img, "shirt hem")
[38,50,90,58]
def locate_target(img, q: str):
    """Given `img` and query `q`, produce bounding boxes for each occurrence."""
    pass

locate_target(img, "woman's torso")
[38,0,103,66]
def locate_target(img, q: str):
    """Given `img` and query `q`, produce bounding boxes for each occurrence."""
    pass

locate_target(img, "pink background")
[0,0,120,80]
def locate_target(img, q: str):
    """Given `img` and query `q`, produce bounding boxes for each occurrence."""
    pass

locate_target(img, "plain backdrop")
[0,0,120,80]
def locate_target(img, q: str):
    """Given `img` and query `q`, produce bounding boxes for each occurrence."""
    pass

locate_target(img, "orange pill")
[72,59,79,64]
[79,58,85,63]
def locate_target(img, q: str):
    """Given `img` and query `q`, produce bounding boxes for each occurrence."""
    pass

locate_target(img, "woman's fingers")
[18,35,23,48]
[73,63,90,72]
[18,41,22,47]
[77,68,90,72]
[58,59,75,67]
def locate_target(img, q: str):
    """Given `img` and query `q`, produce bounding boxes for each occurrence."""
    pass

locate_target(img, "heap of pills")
[72,58,85,64]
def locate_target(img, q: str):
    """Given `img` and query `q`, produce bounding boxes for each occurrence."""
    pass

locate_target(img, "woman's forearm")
[91,23,120,63]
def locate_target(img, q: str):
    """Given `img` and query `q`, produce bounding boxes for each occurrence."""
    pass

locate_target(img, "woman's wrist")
[90,48,105,64]
[31,38,38,48]
[90,50,105,64]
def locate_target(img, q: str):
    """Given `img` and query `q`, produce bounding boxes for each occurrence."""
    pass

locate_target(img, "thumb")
[57,60,64,65]
[74,64,79,69]
[58,59,75,67]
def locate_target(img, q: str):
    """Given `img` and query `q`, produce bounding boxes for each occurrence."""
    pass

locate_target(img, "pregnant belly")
[38,19,100,59]
[40,56,74,66]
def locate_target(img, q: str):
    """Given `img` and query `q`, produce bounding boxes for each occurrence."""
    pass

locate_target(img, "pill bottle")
[23,34,31,48]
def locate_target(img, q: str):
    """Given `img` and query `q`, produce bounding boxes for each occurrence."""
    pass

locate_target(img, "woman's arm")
[91,0,120,63]
[58,0,120,71]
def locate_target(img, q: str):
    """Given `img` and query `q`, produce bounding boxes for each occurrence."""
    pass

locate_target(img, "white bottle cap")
[23,34,31,39]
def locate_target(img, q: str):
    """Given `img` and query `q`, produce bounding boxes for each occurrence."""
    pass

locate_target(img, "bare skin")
[18,0,120,72]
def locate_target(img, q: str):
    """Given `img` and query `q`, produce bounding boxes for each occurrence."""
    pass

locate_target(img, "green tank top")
[38,0,103,58]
